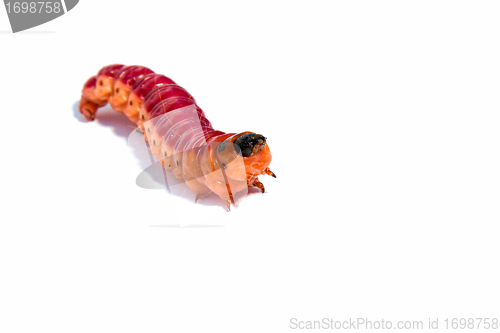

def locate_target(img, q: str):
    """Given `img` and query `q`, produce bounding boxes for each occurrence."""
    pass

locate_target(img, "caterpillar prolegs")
[78,64,276,210]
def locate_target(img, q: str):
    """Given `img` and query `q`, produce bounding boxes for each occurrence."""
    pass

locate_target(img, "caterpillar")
[78,64,275,211]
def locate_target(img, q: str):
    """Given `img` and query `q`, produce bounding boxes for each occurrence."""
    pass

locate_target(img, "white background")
[1,1,499,332]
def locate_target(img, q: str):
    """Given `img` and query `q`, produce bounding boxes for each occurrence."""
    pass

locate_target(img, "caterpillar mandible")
[78,64,276,211]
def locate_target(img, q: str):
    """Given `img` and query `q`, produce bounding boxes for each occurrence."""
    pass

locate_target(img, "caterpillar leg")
[262,167,276,178]
[247,168,276,194]
[246,167,276,193]
[249,178,265,193]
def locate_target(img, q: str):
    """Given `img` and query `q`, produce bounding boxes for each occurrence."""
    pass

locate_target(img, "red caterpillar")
[78,64,275,210]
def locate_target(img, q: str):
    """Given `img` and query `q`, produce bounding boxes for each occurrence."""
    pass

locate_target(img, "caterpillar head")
[217,132,275,192]
[233,133,267,157]
[237,133,275,180]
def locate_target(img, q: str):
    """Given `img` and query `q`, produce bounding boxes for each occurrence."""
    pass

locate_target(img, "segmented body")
[78,64,275,210]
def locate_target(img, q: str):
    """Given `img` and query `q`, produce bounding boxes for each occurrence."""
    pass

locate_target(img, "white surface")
[1,1,499,332]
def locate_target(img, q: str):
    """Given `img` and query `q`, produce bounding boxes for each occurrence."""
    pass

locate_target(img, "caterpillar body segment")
[123,73,176,123]
[94,64,125,101]
[108,66,154,113]
[138,84,195,127]
[78,64,275,210]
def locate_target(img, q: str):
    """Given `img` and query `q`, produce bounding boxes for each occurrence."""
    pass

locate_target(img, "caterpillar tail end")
[79,97,98,121]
